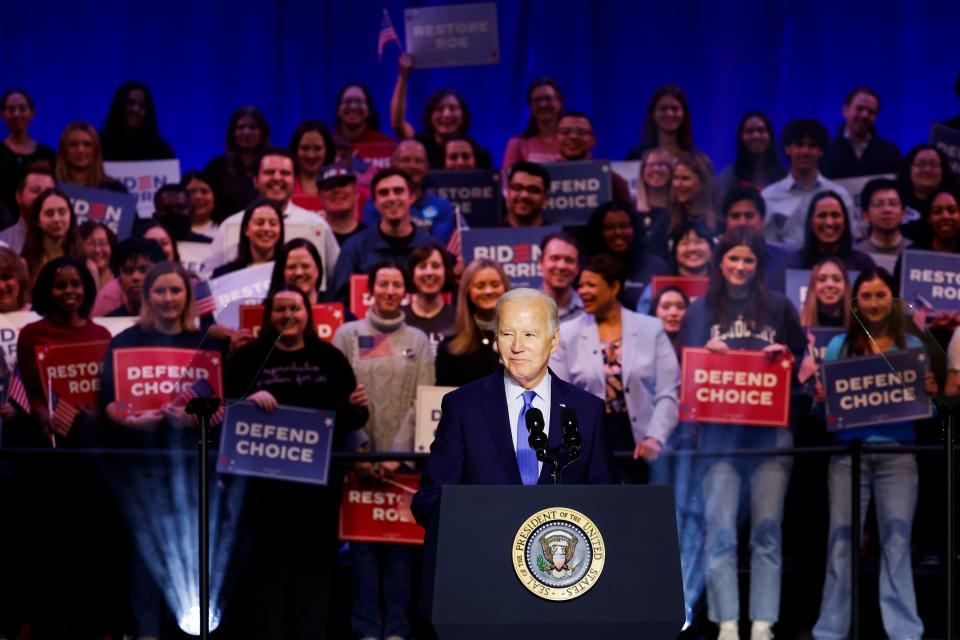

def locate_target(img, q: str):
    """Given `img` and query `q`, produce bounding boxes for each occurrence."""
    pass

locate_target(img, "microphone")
[525,408,549,458]
[560,407,582,459]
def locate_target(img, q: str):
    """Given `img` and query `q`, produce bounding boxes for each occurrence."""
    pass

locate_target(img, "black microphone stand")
[527,407,582,485]
[933,395,957,640]
[185,397,221,640]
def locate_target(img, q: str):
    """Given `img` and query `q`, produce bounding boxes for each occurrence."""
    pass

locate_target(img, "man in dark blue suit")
[411,288,617,526]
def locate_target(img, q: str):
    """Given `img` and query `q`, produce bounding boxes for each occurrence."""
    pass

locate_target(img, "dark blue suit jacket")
[411,368,618,526]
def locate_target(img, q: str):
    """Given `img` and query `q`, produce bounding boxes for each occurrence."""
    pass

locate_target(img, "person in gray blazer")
[550,253,680,482]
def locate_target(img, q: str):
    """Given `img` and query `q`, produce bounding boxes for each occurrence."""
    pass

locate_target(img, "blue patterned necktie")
[516,390,539,485]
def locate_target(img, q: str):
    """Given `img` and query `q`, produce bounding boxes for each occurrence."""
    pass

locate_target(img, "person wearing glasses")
[555,112,632,203]
[503,160,551,227]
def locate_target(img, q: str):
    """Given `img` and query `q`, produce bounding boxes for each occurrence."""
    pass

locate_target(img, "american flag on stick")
[378,9,402,60]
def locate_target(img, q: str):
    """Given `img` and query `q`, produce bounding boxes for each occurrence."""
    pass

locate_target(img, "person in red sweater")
[16,256,109,444]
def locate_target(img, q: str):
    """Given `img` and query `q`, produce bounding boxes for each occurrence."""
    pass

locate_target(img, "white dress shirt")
[503,371,552,477]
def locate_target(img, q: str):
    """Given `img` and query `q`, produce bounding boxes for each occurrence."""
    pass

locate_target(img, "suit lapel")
[621,310,637,387]
[481,371,522,484]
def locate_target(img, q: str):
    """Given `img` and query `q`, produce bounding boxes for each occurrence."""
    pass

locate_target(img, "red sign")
[679,348,792,427]
[36,340,110,410]
[651,276,710,300]
[291,194,323,212]
[350,275,415,320]
[339,472,424,544]
[112,347,224,414]
[238,302,345,343]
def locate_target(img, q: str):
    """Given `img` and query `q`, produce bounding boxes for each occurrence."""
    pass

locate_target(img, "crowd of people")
[1,67,959,640]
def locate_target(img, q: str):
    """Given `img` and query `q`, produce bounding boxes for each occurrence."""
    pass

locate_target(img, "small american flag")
[193,281,217,316]
[358,334,392,360]
[50,390,80,434]
[797,354,819,385]
[8,367,30,414]
[378,9,401,60]
[173,377,224,425]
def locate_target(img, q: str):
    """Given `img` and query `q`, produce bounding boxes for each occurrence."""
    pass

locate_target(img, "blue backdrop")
[3,0,958,173]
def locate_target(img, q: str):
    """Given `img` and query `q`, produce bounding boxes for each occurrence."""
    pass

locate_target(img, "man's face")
[539,239,579,291]
[725,198,764,232]
[318,179,358,217]
[254,155,295,202]
[373,175,414,226]
[496,299,559,389]
[16,173,56,217]
[863,187,903,233]
[556,116,595,160]
[507,171,548,223]
[843,91,879,139]
[155,191,190,222]
[117,256,155,311]
[391,142,429,185]
[784,136,823,172]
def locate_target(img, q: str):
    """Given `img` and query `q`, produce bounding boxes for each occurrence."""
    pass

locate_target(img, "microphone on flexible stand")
[525,407,549,462]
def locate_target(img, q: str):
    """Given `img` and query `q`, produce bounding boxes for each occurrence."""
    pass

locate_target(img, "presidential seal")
[512,507,605,601]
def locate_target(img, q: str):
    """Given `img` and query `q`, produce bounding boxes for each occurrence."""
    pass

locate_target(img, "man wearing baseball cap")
[318,164,366,246]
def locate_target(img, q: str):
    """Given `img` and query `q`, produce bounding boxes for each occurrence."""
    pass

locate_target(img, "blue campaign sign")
[541,161,613,225]
[57,182,137,240]
[930,124,960,176]
[217,401,335,485]
[461,225,560,289]
[786,269,859,313]
[807,327,845,362]
[899,249,960,311]
[423,169,501,227]
[404,3,499,68]
[821,349,931,431]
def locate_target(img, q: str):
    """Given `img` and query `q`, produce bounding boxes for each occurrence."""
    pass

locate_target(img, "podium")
[421,484,685,639]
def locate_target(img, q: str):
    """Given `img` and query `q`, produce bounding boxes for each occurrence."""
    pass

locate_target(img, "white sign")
[103,159,182,218]
[209,263,274,328]
[415,385,457,452]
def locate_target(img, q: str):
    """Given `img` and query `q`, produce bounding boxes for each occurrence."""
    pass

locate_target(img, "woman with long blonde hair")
[55,121,125,191]
[435,258,510,386]
[799,256,852,328]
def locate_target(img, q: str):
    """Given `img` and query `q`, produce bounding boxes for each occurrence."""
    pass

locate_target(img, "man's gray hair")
[495,287,560,333]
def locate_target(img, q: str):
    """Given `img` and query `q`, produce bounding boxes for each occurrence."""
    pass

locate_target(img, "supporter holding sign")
[288,120,335,199]
[634,148,673,257]
[390,52,493,169]
[78,221,116,291]
[21,188,95,287]
[206,148,340,289]
[0,89,56,218]
[716,112,787,202]
[0,161,55,253]
[54,122,126,193]
[211,198,283,278]
[225,285,367,638]
[100,262,226,444]
[584,200,669,310]
[502,77,564,167]
[204,105,270,222]
[503,160,551,227]
[333,83,394,147]
[636,220,713,312]
[677,227,804,640]
[799,257,852,330]
[181,170,218,239]
[99,81,176,162]
[404,242,456,358]
[360,139,456,242]
[551,254,679,483]
[721,187,794,291]
[332,261,433,640]
[17,257,109,445]
[811,267,934,640]
[436,258,508,386]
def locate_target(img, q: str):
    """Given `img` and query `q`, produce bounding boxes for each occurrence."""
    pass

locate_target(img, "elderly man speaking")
[412,287,617,526]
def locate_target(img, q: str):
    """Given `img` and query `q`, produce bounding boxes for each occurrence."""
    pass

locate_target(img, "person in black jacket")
[819,87,902,179]
[100,81,176,161]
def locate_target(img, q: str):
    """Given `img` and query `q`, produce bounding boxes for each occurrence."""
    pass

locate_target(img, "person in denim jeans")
[678,227,806,640]
[812,267,934,640]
